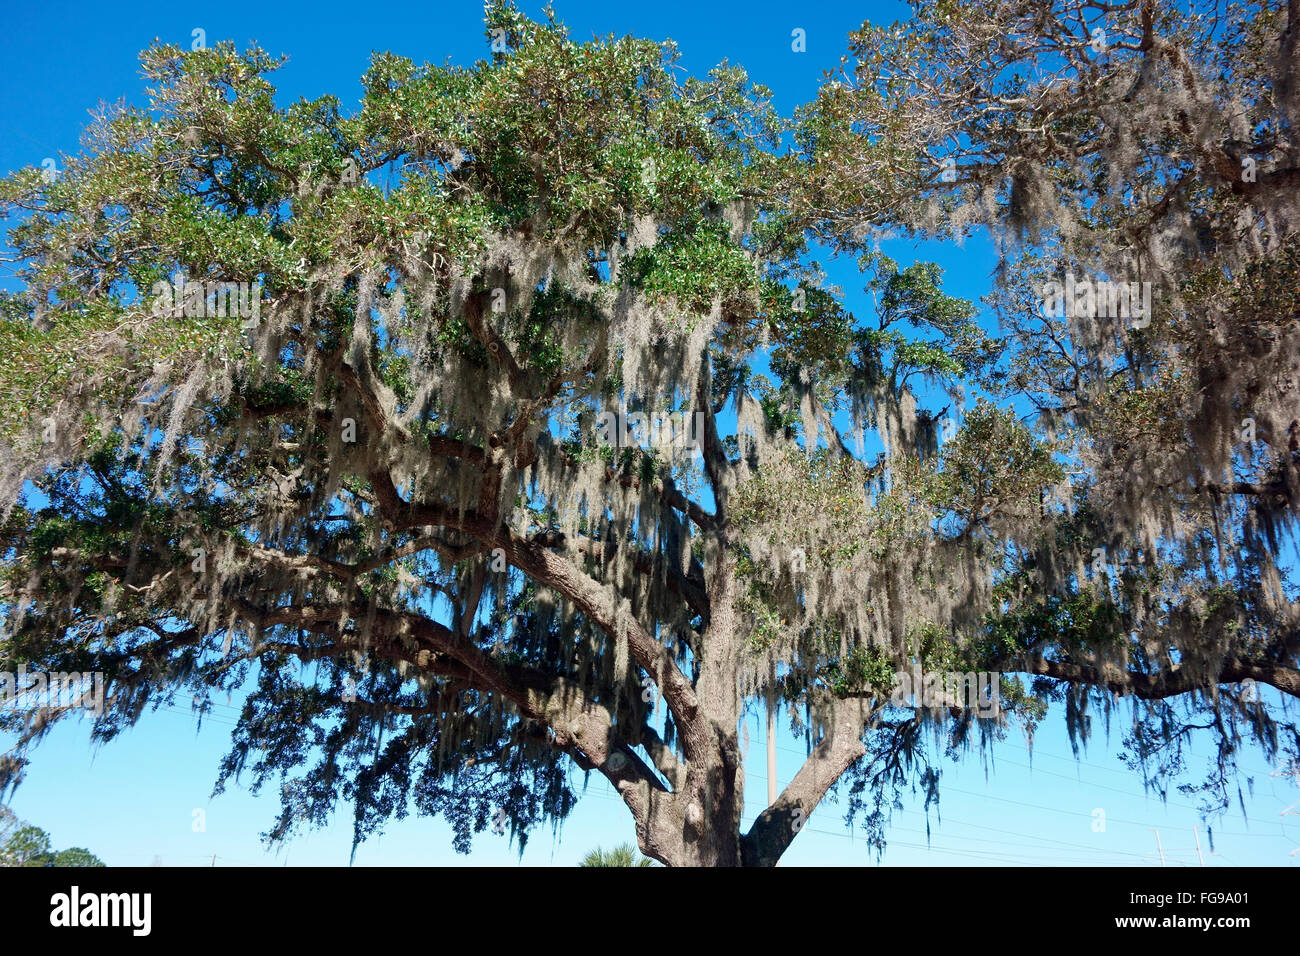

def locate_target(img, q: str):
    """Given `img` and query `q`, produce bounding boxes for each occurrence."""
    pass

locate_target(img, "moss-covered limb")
[1019,653,1300,700]
[543,529,710,622]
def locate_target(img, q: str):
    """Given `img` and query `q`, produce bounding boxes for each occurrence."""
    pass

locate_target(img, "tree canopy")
[0,807,105,866]
[0,0,1296,866]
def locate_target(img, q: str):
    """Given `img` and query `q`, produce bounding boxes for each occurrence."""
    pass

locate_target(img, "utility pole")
[766,674,780,868]
[211,853,217,867]
[1192,826,1205,867]
[1276,760,1299,859]
[766,683,778,806]
[1149,829,1166,867]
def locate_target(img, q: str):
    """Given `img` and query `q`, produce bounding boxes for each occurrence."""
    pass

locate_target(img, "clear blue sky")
[1,0,1296,866]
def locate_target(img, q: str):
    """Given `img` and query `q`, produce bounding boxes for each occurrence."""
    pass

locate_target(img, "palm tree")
[579,844,657,867]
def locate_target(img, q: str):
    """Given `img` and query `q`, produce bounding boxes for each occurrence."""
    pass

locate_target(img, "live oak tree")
[0,2,1295,866]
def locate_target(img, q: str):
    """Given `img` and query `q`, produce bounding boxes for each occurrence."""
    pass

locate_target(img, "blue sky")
[1,0,1297,866]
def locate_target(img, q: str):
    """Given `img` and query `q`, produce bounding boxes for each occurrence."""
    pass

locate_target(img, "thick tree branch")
[741,700,875,867]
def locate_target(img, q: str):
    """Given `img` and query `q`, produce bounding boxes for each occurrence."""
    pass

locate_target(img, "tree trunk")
[639,738,747,866]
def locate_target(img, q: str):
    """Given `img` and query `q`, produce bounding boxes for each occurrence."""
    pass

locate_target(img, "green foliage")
[984,592,1123,657]
[1,824,51,866]
[0,0,1292,868]
[0,809,105,867]
[918,399,1064,525]
[625,221,760,317]
[0,311,238,445]
[49,847,107,867]
[578,843,657,866]
[824,644,896,697]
